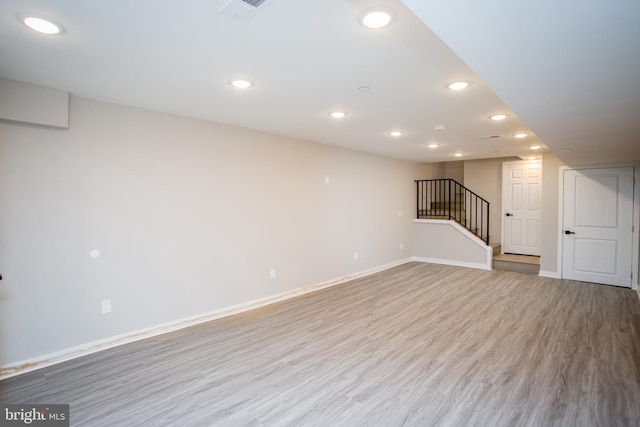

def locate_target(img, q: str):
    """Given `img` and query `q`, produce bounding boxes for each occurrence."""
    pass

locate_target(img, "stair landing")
[493,252,540,275]
[489,243,540,274]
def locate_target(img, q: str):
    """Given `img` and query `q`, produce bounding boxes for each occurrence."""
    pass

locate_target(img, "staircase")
[416,179,490,244]
[416,179,540,274]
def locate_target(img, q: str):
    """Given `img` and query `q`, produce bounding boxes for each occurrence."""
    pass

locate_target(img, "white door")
[502,161,542,255]
[562,167,634,287]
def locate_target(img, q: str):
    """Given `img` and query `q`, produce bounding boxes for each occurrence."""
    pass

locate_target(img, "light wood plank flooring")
[2,262,639,426]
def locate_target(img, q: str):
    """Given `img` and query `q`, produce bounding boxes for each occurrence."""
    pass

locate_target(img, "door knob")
[506,213,513,217]
[564,230,576,235]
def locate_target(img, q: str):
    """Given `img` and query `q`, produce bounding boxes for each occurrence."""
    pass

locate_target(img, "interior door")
[502,161,542,255]
[562,167,634,287]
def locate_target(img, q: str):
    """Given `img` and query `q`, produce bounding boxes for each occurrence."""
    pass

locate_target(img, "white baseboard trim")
[413,256,492,271]
[1,257,413,380]
[539,270,562,279]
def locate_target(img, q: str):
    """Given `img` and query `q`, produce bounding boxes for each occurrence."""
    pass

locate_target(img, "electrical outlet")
[101,299,112,314]
[397,210,402,217]
[354,252,359,260]
[325,176,330,184]
[270,268,276,279]
[400,243,404,250]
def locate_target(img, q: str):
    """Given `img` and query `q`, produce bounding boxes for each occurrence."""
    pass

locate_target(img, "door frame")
[557,164,640,290]
[501,159,542,255]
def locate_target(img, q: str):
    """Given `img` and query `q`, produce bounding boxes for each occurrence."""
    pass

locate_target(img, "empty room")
[1,0,639,426]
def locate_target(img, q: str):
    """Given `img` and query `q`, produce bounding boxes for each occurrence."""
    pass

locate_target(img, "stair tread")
[493,254,540,265]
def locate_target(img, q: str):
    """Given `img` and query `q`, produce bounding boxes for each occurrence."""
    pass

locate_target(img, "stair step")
[431,202,464,209]
[489,243,501,256]
[492,254,540,274]
[419,210,466,219]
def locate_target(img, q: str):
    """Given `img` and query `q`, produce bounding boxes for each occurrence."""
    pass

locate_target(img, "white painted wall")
[0,96,419,366]
[539,153,567,275]
[413,220,491,269]
[417,161,464,181]
[0,78,69,128]
[417,162,444,180]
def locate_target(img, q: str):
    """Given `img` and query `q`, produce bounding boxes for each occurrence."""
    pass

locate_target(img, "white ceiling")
[403,0,640,166]
[0,0,638,165]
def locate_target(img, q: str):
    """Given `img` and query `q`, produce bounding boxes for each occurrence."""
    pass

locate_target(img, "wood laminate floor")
[1,262,639,426]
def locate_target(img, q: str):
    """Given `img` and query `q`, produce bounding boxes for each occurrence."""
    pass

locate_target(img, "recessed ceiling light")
[230,79,252,89]
[561,148,572,152]
[433,124,446,131]
[428,144,439,148]
[513,132,528,138]
[528,157,537,160]
[490,114,508,121]
[21,15,62,35]
[357,86,371,92]
[529,144,542,150]
[330,111,347,119]
[361,8,394,29]
[454,152,463,157]
[389,131,404,137]
[447,81,470,91]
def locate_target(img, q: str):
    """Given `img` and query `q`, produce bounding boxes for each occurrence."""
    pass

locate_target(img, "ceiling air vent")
[220,0,270,22]
[478,134,503,140]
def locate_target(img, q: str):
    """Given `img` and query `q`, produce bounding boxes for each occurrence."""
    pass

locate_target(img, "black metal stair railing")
[415,179,490,245]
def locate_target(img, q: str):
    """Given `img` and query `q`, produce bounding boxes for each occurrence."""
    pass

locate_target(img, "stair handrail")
[415,179,490,245]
